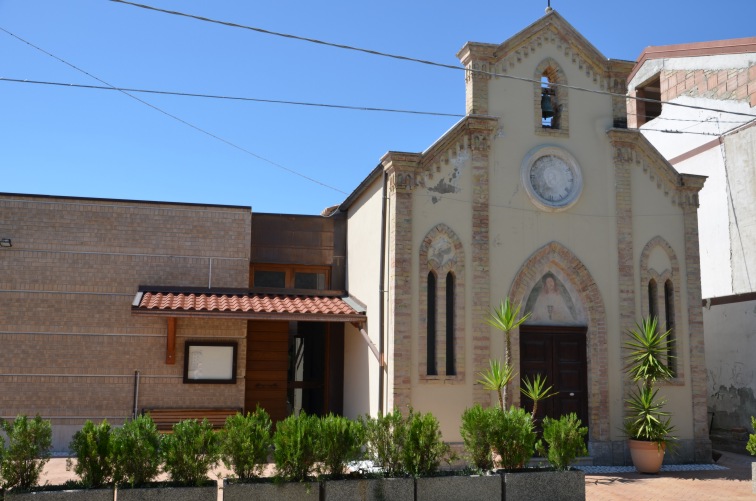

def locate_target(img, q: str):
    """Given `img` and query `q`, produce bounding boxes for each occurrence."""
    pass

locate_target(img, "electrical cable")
[110,0,756,120]
[0,26,349,195]
[0,77,464,118]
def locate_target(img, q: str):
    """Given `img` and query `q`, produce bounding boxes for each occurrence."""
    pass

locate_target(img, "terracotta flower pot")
[628,439,665,473]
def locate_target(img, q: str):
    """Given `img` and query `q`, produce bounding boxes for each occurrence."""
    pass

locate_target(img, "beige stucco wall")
[0,194,251,451]
[344,177,384,418]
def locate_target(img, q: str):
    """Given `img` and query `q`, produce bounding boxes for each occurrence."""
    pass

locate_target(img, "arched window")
[427,271,437,376]
[648,279,658,321]
[664,279,676,376]
[534,59,568,135]
[446,272,455,376]
[540,75,558,129]
[419,224,465,382]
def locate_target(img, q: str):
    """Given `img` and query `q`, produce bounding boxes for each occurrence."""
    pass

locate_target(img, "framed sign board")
[183,342,237,384]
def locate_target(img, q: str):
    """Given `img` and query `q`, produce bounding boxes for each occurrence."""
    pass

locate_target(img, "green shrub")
[66,419,114,488]
[273,412,320,482]
[111,414,162,487]
[161,419,220,486]
[747,416,756,456]
[220,408,272,480]
[317,414,365,478]
[535,413,588,470]
[361,409,407,477]
[489,407,536,470]
[460,404,496,471]
[403,409,451,477]
[0,415,52,491]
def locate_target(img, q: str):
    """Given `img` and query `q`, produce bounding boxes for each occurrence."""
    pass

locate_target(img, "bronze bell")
[541,90,555,119]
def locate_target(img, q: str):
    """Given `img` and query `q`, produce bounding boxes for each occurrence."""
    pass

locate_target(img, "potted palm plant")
[623,316,676,473]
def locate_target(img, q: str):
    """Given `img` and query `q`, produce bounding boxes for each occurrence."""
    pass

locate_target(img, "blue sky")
[1,0,753,214]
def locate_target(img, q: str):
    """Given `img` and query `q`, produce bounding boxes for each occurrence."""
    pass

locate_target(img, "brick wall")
[0,194,251,450]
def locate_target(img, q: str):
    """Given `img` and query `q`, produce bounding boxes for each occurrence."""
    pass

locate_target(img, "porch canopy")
[131,286,367,322]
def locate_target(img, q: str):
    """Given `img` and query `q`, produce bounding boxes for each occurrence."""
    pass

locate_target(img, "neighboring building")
[1,10,712,464]
[626,38,756,440]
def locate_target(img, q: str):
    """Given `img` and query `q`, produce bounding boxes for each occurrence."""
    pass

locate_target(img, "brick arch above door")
[507,241,609,443]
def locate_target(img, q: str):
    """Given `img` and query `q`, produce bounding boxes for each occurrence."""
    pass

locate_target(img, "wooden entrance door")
[245,320,288,423]
[519,326,588,429]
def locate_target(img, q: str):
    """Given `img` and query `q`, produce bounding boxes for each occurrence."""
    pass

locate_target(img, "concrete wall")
[344,178,384,418]
[705,297,756,431]
[0,194,251,451]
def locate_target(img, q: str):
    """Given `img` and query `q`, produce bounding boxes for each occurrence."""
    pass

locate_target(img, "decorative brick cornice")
[607,129,705,208]
[382,152,421,195]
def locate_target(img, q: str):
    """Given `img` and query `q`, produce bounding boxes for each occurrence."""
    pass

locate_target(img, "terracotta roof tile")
[135,291,365,321]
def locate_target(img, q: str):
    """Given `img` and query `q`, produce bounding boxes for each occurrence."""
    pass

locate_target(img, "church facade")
[341,11,710,464]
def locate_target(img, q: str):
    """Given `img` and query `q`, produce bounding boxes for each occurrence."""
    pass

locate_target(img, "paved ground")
[583,451,754,500]
[38,450,754,500]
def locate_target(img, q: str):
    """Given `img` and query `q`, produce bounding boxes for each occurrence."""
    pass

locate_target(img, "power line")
[0,77,464,118]
[110,0,756,121]
[0,26,348,195]
[4,76,745,137]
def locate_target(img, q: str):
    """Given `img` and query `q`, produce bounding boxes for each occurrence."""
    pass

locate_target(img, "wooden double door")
[519,326,588,429]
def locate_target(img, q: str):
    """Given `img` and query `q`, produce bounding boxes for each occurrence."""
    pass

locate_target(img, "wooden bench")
[142,407,242,432]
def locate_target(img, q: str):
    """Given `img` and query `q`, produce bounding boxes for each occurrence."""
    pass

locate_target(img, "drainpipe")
[132,370,140,419]
[378,171,388,415]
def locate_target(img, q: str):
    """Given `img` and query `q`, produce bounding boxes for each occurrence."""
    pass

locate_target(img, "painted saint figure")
[528,273,576,324]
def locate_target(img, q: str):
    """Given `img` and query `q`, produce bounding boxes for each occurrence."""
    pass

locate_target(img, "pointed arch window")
[445,272,456,376]
[419,224,465,382]
[534,59,568,136]
[648,279,658,321]
[427,271,437,376]
[664,279,676,376]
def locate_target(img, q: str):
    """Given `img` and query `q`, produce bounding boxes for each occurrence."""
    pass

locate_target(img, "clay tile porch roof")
[131,287,366,322]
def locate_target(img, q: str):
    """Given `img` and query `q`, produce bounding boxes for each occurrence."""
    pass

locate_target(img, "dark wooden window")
[427,271,437,375]
[251,264,330,290]
[664,280,676,376]
[445,272,455,376]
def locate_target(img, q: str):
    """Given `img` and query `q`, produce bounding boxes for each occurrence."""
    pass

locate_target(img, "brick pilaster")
[466,118,498,406]
[382,152,421,412]
[680,182,712,462]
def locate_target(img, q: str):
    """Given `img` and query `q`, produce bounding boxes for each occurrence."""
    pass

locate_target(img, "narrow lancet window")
[427,271,437,375]
[445,272,455,376]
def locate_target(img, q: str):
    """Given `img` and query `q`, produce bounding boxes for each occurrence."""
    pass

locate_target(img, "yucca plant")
[623,316,676,447]
[486,299,530,408]
[477,359,515,411]
[520,373,558,420]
